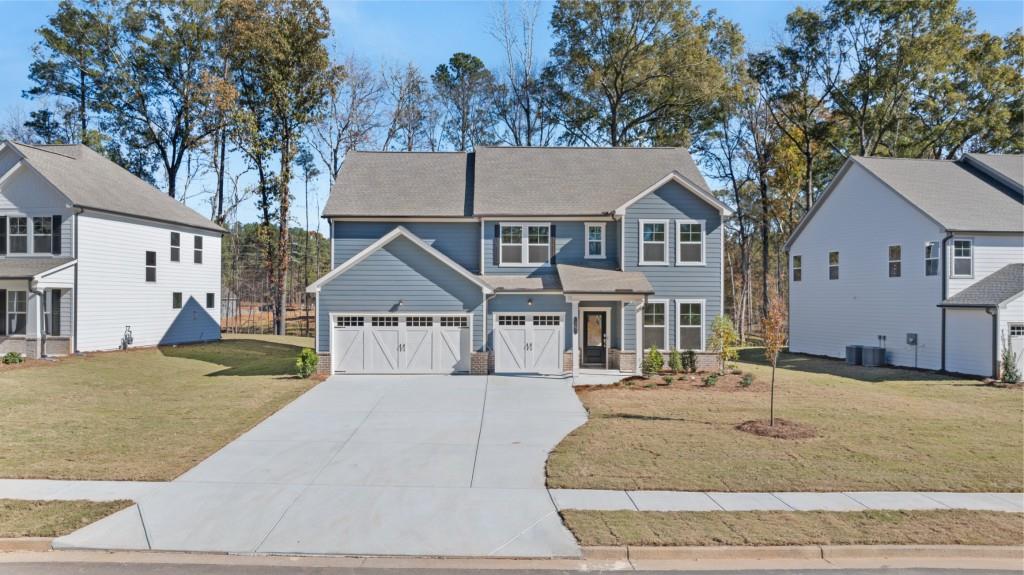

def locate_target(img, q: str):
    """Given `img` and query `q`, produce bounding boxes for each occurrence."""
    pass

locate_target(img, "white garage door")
[331,314,471,374]
[493,314,564,375]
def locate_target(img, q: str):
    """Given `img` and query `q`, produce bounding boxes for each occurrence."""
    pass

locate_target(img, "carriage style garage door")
[331,314,471,374]
[493,314,564,375]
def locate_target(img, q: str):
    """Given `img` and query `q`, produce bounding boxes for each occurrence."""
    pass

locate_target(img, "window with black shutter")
[51,215,62,255]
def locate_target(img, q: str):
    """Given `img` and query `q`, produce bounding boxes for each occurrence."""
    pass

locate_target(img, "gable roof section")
[2,142,222,233]
[323,151,471,217]
[472,146,712,216]
[306,226,492,293]
[0,257,75,280]
[940,263,1023,307]
[963,153,1023,194]
[787,155,1024,250]
[613,171,733,217]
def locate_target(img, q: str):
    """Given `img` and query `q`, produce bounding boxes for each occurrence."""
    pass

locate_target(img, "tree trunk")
[770,364,776,426]
[79,67,87,143]
[215,128,227,224]
[759,180,770,319]
[276,134,292,337]
[304,175,310,337]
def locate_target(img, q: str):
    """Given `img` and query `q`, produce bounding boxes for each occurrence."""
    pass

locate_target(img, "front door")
[582,311,606,367]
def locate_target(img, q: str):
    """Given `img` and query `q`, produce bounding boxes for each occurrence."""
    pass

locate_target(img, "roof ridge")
[14,142,81,160]
[478,145,683,150]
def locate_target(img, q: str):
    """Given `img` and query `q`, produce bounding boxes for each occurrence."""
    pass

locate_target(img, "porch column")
[571,299,579,377]
[26,283,42,359]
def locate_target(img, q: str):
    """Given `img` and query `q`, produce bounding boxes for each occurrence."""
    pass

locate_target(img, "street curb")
[601,544,1024,562]
[821,544,1024,560]
[0,538,53,552]
[626,545,823,561]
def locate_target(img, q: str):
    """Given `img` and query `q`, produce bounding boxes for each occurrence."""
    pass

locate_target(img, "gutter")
[939,232,954,371]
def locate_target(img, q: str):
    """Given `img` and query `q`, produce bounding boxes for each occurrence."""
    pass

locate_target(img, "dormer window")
[585,223,605,259]
[499,223,550,266]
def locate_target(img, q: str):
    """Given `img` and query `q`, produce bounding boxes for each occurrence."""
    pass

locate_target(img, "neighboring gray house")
[307,146,732,375]
[0,141,223,358]
[786,153,1024,379]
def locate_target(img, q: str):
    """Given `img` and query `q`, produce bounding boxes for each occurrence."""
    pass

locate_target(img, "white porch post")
[571,299,579,377]
[635,300,644,374]
[26,285,42,359]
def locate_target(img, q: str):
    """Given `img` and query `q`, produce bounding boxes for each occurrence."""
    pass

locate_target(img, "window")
[642,301,667,349]
[925,242,939,276]
[371,316,398,327]
[7,291,26,335]
[498,315,526,326]
[170,232,180,262]
[145,251,156,282]
[888,245,901,278]
[1009,324,1024,337]
[8,217,27,254]
[406,316,433,327]
[336,316,364,327]
[206,292,215,309]
[952,239,972,277]
[677,300,704,351]
[676,220,704,265]
[45,289,61,336]
[639,220,668,265]
[499,223,550,265]
[585,223,605,259]
[440,316,468,328]
[828,251,839,280]
[533,315,560,325]
[792,255,802,282]
[32,217,52,254]
[193,236,203,264]
[172,292,182,309]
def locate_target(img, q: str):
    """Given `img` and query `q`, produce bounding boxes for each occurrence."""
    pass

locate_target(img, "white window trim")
[584,222,606,259]
[792,254,802,282]
[498,222,551,268]
[675,219,705,266]
[675,298,705,352]
[7,215,30,255]
[924,241,939,276]
[2,213,63,257]
[828,250,839,280]
[193,235,203,264]
[951,238,973,279]
[638,219,669,266]
[31,216,53,254]
[641,299,669,351]
[6,290,27,336]
[888,244,902,278]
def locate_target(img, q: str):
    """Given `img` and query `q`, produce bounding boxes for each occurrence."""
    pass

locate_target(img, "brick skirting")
[562,351,573,373]
[471,352,491,375]
[316,353,331,375]
[617,350,637,373]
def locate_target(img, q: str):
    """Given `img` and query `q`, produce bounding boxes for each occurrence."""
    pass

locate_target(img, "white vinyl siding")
[945,308,993,376]
[947,235,1023,298]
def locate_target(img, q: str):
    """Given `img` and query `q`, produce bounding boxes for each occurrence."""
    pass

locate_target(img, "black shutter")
[550,224,557,264]
[492,224,500,266]
[0,216,6,256]
[51,215,62,255]
[50,290,61,336]
[0,290,6,336]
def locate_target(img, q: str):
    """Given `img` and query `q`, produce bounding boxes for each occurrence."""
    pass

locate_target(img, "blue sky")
[1,0,1021,225]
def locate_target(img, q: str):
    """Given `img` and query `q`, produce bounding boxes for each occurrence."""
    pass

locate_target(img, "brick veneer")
[471,352,491,375]
[617,350,637,373]
[562,351,573,373]
[694,352,719,372]
[316,353,331,375]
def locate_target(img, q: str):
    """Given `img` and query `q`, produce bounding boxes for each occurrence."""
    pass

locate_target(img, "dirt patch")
[579,371,765,393]
[737,418,817,439]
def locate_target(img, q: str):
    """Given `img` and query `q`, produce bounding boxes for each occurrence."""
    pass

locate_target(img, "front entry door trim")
[579,306,611,369]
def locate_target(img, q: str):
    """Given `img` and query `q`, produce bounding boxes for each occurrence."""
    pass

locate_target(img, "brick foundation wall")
[316,353,331,375]
[608,348,620,370]
[471,352,491,375]
[695,352,719,372]
[618,351,637,373]
[562,351,573,373]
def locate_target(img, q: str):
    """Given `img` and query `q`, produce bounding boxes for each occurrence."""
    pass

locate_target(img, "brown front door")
[582,311,606,367]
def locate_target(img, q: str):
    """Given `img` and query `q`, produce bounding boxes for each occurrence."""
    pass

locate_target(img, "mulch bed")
[736,418,817,440]
[579,371,766,393]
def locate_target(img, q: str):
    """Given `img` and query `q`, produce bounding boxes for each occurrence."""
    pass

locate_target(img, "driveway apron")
[54,375,587,558]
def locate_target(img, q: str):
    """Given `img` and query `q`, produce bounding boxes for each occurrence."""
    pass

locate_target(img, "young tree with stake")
[762,285,787,426]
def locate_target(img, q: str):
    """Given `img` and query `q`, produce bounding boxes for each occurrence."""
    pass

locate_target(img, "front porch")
[0,258,75,359]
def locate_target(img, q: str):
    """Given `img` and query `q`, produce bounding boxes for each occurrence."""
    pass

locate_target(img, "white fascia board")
[306,225,493,294]
[614,171,734,218]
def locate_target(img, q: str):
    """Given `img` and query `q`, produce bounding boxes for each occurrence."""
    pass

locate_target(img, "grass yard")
[548,351,1024,492]
[0,334,318,481]
[561,509,1024,547]
[0,500,132,538]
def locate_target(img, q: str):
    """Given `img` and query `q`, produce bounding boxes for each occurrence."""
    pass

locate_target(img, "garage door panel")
[333,329,364,373]
[404,324,434,372]
[494,314,564,375]
[369,327,401,372]
[332,314,469,374]
[438,325,470,372]
[530,326,561,375]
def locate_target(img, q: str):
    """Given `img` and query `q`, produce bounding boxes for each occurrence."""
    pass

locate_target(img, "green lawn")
[0,499,132,538]
[562,509,1024,547]
[548,351,1024,492]
[0,335,317,481]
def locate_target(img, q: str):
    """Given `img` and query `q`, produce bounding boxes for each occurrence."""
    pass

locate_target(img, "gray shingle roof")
[556,264,654,295]
[486,274,562,292]
[964,153,1023,193]
[6,143,222,233]
[473,146,710,216]
[940,264,1023,307]
[853,155,1024,233]
[0,257,74,279]
[324,151,471,217]
[323,146,714,218]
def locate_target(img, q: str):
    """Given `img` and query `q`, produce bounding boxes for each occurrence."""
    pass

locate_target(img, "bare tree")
[0,105,39,143]
[381,63,435,151]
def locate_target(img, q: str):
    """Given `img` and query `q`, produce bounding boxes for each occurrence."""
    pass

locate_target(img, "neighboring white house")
[785,153,1024,379]
[0,141,223,358]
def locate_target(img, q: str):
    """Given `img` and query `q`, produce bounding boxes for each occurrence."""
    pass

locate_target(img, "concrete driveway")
[55,375,587,558]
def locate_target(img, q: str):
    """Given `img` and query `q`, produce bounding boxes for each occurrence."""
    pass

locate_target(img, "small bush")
[1000,334,1021,383]
[641,346,664,376]
[740,373,754,387]
[682,350,697,373]
[295,348,318,379]
[702,373,719,387]
[661,375,674,385]
[2,352,24,365]
[668,348,683,373]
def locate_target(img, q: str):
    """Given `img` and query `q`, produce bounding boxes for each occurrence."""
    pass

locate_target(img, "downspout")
[72,206,82,354]
[988,306,999,379]
[939,232,954,371]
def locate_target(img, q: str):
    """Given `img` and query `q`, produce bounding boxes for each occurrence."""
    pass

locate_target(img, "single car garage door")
[493,313,564,375]
[331,314,471,374]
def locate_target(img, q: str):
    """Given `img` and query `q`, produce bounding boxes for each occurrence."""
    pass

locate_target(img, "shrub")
[668,348,683,373]
[661,375,674,385]
[708,315,739,373]
[641,346,664,376]
[702,373,718,387]
[682,350,697,373]
[2,352,24,365]
[1000,334,1021,383]
[740,373,754,387]
[295,348,318,379]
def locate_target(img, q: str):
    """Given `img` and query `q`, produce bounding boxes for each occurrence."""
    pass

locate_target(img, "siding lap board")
[483,220,619,275]
[333,221,480,273]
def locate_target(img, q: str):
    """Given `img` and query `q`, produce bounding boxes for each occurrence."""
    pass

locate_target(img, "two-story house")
[307,146,732,376]
[786,154,1024,379]
[0,141,223,358]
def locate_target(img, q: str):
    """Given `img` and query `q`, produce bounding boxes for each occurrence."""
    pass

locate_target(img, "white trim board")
[615,171,734,218]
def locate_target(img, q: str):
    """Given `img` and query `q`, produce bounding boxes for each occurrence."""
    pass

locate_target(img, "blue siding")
[623,180,722,351]
[482,220,618,276]
[623,301,638,349]
[333,221,480,273]
[317,236,485,352]
[487,294,572,351]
